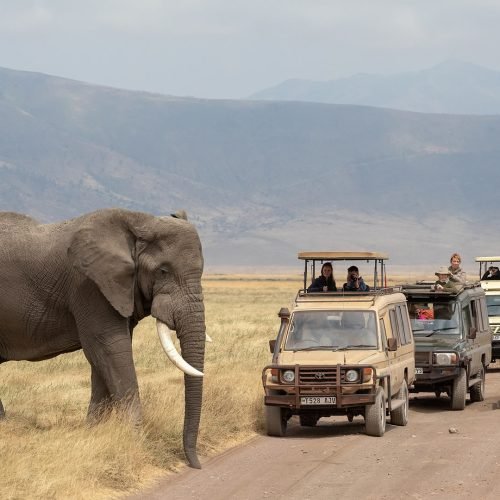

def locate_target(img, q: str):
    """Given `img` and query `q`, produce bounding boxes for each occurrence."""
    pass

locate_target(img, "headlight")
[345,369,359,383]
[282,370,295,383]
[433,352,458,365]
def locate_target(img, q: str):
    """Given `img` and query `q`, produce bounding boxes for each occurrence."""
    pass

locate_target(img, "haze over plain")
[1,1,499,272]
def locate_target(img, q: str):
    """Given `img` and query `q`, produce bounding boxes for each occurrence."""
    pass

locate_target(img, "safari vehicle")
[476,256,500,362]
[262,252,415,438]
[402,282,492,410]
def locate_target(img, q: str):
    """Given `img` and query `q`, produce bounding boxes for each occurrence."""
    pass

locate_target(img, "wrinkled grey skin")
[0,208,206,468]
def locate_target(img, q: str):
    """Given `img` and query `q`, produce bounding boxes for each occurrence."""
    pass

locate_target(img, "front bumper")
[262,364,377,411]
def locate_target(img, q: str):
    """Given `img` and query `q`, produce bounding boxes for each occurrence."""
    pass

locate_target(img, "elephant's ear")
[68,224,135,317]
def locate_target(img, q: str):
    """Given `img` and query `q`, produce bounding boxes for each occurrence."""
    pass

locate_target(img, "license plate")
[493,335,500,341]
[300,396,336,405]
[415,367,424,374]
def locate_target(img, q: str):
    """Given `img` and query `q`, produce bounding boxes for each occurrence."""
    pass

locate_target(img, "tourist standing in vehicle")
[433,266,460,291]
[307,262,337,292]
[481,266,500,280]
[343,265,369,291]
[448,253,466,285]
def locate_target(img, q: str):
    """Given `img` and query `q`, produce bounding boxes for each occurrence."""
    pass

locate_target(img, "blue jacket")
[343,278,369,292]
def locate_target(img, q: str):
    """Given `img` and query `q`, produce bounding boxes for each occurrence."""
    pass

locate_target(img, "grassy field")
[0,276,301,499]
[1,271,435,499]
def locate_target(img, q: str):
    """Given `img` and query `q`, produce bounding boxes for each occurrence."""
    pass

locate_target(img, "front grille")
[299,368,337,384]
[415,351,430,364]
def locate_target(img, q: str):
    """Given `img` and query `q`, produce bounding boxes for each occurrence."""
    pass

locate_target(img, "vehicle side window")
[480,298,489,331]
[389,309,400,346]
[397,305,412,345]
[462,305,472,338]
[470,300,478,329]
[476,299,487,332]
[379,319,387,350]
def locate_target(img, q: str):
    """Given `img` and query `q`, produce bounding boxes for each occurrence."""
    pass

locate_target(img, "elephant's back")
[0,212,39,232]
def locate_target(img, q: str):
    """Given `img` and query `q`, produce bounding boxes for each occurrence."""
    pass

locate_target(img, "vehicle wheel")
[365,387,386,436]
[390,380,409,426]
[265,405,287,436]
[450,368,467,411]
[470,365,485,402]
[299,414,319,427]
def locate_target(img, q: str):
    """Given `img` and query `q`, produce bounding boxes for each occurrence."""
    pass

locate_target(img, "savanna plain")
[2,271,457,499]
[1,274,309,499]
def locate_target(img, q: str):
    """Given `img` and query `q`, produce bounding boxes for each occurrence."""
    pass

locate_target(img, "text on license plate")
[300,396,336,405]
[493,335,500,341]
[415,367,424,374]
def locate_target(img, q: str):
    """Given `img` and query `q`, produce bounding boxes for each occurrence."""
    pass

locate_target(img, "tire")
[450,367,467,410]
[265,405,287,436]
[470,365,485,402]
[390,379,409,426]
[365,387,386,436]
[299,414,319,427]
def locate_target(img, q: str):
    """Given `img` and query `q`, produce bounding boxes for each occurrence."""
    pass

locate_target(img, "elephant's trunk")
[178,315,206,469]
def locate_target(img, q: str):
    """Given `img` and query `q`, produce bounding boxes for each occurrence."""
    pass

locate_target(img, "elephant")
[0,208,206,468]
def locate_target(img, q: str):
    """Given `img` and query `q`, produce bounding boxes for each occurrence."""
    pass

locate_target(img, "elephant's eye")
[159,267,169,275]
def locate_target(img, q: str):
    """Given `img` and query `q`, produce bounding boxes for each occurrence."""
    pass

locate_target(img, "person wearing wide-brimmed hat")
[432,266,460,291]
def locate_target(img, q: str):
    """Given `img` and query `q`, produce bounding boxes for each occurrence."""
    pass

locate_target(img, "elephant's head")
[68,208,206,468]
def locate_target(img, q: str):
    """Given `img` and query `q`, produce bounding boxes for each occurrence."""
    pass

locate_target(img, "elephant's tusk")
[205,333,213,343]
[156,320,204,377]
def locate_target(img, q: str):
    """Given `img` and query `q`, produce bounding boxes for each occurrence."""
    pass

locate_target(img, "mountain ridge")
[0,65,499,269]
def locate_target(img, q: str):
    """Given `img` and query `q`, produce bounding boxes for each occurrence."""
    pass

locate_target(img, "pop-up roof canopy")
[298,251,389,290]
[298,251,389,261]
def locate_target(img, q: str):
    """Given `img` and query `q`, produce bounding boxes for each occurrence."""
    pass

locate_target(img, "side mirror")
[278,308,290,319]
[468,327,477,339]
[387,337,398,351]
[269,339,276,353]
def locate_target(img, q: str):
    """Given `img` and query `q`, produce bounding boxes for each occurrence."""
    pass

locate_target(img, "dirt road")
[134,369,500,500]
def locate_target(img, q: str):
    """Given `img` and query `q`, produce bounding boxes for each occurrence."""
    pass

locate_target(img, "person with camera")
[342,265,369,292]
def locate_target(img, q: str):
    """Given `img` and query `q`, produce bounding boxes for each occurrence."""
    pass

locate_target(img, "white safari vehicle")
[262,252,415,437]
[476,256,500,361]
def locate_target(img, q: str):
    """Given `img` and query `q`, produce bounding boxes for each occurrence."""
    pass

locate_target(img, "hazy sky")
[1,0,499,99]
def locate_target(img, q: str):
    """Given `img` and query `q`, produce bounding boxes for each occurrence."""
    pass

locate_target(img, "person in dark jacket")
[343,265,370,292]
[482,266,500,280]
[307,262,337,292]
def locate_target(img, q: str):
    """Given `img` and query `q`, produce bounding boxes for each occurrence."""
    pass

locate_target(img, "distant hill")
[1,66,499,271]
[250,61,500,115]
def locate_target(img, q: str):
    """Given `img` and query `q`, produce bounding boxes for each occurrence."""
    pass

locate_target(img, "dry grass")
[0,271,431,499]
[0,276,299,499]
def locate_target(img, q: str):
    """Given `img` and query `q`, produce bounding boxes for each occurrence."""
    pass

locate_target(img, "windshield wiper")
[296,345,341,351]
[343,344,377,349]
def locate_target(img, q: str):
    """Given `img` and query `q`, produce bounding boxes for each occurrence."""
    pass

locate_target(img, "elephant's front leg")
[74,294,142,425]
[87,365,112,424]
[80,330,142,425]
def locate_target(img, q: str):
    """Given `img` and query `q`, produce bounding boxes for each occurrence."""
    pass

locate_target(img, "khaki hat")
[435,266,451,277]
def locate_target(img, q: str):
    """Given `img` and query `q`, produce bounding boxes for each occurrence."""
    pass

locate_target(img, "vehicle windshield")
[408,300,460,337]
[284,310,378,350]
[486,295,500,317]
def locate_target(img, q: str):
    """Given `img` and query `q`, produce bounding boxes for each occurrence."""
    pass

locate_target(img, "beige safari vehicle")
[476,256,500,362]
[262,252,415,437]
